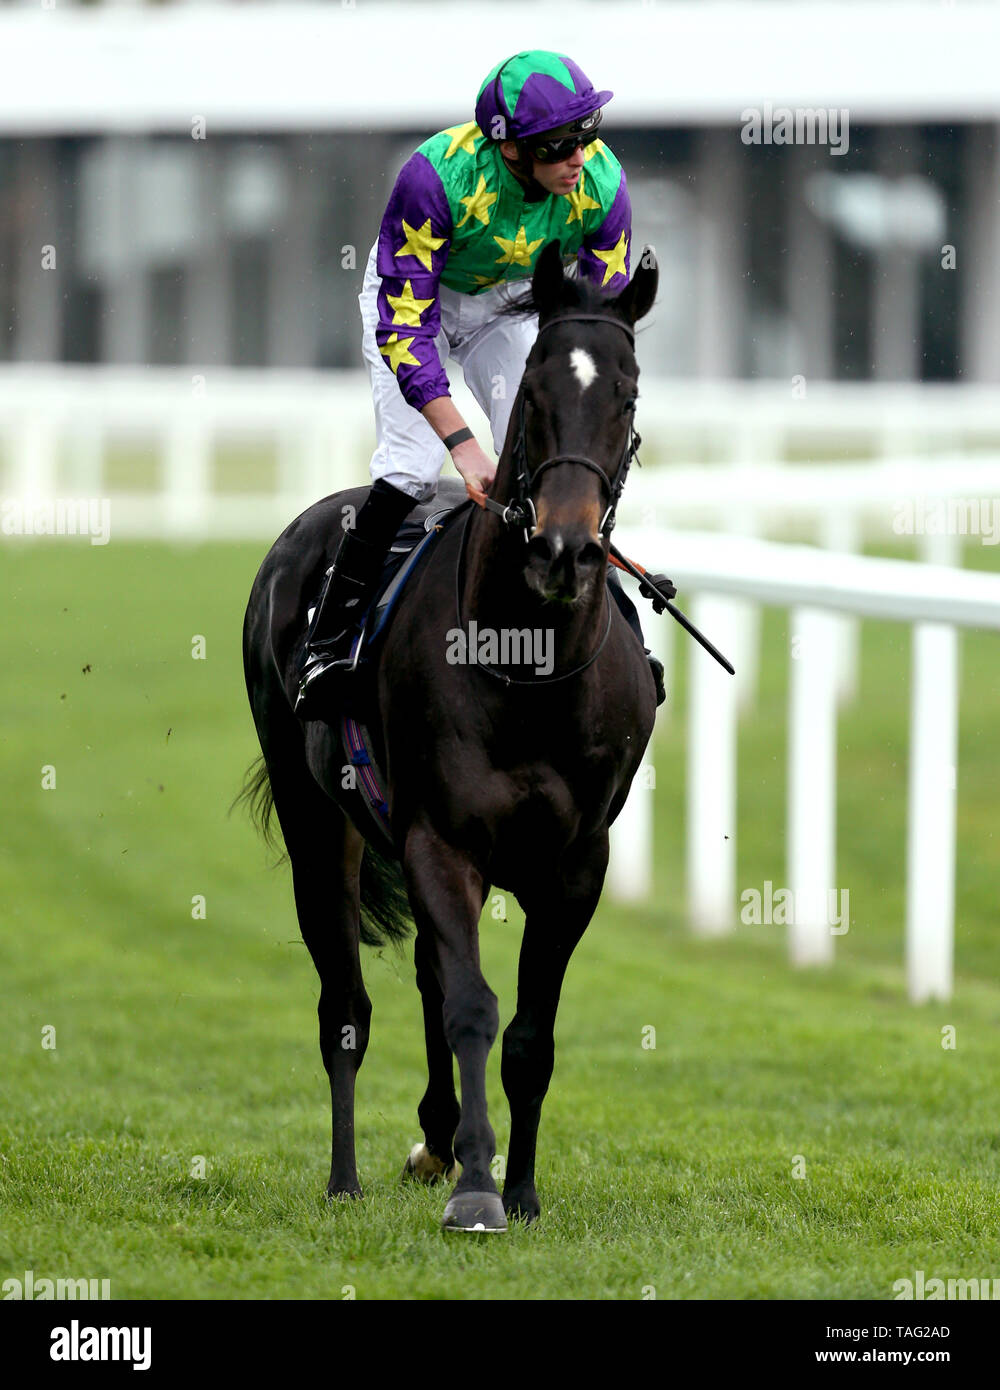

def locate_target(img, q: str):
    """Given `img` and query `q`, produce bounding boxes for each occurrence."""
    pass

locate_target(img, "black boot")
[294,480,417,719]
[646,652,666,707]
[606,569,666,707]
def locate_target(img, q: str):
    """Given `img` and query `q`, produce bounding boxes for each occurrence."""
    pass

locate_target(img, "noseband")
[488,311,642,541]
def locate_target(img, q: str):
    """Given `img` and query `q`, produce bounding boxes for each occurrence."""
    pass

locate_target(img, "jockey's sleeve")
[373,152,454,412]
[577,162,632,291]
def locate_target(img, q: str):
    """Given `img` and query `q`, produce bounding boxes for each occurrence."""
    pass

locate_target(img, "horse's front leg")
[402,820,505,1232]
[501,831,608,1224]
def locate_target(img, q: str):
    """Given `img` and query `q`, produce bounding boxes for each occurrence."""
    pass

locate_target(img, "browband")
[536,313,635,347]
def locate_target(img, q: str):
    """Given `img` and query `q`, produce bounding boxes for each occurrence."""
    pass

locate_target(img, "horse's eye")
[622,396,637,415]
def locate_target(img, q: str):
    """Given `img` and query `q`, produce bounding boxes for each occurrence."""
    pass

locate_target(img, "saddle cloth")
[331,476,471,846]
[362,476,471,656]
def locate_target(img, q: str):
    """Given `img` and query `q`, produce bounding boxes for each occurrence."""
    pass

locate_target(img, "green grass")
[1,535,998,1300]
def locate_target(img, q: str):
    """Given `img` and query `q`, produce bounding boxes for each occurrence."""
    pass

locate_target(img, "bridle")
[476,311,642,543]
[455,308,641,686]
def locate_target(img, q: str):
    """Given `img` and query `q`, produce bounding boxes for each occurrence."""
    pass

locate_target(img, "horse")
[239,238,660,1232]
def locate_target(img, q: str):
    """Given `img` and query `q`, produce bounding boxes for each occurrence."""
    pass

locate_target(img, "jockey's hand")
[638,571,677,613]
[451,439,497,497]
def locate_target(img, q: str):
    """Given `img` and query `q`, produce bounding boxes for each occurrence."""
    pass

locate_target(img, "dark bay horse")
[240,240,659,1231]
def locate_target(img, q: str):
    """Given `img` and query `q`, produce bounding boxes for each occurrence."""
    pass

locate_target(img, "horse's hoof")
[503,1194,540,1225]
[441,1190,508,1233]
[325,1185,363,1202]
[401,1142,458,1185]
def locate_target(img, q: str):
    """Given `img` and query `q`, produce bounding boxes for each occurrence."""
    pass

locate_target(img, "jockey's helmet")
[475,51,613,175]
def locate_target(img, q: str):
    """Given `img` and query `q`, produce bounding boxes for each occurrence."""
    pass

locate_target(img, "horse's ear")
[531,239,567,315]
[615,244,659,326]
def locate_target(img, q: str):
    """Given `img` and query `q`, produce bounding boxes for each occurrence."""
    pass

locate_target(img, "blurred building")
[0,0,997,381]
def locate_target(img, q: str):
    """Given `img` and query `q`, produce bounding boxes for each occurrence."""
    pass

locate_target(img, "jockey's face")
[499,140,587,196]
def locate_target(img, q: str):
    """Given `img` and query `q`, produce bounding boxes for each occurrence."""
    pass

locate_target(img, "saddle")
[361,476,471,656]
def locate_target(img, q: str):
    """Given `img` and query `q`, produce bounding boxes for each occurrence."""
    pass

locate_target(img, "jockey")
[295,49,663,717]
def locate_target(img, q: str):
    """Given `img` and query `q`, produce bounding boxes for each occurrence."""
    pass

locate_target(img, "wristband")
[443,427,474,451]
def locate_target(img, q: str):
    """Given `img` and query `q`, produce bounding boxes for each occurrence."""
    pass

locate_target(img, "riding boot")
[294,479,418,718]
[606,569,666,707]
[646,652,666,708]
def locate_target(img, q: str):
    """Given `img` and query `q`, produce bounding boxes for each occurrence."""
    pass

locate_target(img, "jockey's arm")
[576,158,632,291]
[371,149,495,496]
[420,396,497,495]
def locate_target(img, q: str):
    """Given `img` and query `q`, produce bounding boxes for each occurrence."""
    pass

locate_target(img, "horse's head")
[504,240,658,605]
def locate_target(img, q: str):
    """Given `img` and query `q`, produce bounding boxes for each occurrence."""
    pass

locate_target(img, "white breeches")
[358,240,539,503]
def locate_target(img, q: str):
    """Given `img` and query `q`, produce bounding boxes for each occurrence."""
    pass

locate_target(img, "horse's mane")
[493,271,620,324]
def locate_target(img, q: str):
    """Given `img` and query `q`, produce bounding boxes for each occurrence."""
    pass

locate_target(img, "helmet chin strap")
[502,147,548,201]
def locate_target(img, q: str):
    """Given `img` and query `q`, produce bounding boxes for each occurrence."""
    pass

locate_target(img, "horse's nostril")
[527,534,554,565]
[577,541,604,570]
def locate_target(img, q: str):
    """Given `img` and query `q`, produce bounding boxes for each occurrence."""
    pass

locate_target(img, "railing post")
[819,509,860,705]
[607,761,654,902]
[164,417,211,539]
[66,418,105,496]
[12,412,58,501]
[787,605,839,965]
[906,622,958,1003]
[687,593,738,934]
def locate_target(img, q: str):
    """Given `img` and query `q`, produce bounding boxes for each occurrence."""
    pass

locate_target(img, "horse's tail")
[359,842,414,950]
[232,754,414,950]
[231,754,287,865]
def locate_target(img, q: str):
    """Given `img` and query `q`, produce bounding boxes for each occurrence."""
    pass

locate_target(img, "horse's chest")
[474,731,618,837]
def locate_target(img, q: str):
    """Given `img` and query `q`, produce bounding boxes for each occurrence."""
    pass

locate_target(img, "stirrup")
[294,635,361,715]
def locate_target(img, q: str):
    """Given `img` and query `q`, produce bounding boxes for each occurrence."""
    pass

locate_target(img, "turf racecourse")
[2,536,999,1301]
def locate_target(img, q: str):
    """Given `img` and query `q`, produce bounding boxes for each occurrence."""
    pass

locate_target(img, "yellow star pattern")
[386,280,435,327]
[583,139,612,166]
[592,231,629,286]
[395,218,446,273]
[442,122,482,159]
[378,333,421,373]
[493,226,545,268]
[456,175,498,229]
[563,171,600,226]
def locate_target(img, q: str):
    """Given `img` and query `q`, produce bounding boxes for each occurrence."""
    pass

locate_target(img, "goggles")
[525,111,603,163]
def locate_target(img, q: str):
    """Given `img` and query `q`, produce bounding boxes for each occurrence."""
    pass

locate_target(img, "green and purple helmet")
[475,51,613,145]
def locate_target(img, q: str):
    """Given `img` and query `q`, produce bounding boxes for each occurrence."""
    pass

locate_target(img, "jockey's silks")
[373,123,631,412]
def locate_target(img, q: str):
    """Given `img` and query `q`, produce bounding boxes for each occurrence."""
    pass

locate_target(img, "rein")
[453,309,642,689]
[461,307,736,679]
[466,311,641,543]
[455,309,636,687]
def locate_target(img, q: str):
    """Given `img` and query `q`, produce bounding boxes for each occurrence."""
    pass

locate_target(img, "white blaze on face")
[570,347,597,391]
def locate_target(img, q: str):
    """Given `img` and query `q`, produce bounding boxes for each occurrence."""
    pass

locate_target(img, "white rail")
[607,528,1000,1003]
[3,366,999,1003]
[2,368,1000,546]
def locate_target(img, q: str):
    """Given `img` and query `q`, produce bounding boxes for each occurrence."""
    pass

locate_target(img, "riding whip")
[608,546,735,676]
[465,480,735,676]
